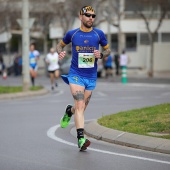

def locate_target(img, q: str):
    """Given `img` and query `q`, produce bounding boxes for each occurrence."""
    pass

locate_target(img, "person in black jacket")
[0,54,6,75]
[114,51,120,76]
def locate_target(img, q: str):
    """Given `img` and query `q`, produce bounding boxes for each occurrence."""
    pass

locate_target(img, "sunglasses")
[83,13,96,18]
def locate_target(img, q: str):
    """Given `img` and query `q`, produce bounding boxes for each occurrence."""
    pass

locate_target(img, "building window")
[126,34,137,51]
[0,43,6,53]
[162,33,170,42]
[111,34,118,51]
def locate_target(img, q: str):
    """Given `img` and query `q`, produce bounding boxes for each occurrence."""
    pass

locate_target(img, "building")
[0,0,170,77]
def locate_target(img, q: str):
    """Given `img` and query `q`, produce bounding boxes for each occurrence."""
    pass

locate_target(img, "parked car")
[60,57,103,77]
[60,57,72,75]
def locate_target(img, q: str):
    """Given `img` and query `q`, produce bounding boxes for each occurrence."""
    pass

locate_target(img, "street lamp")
[22,0,30,91]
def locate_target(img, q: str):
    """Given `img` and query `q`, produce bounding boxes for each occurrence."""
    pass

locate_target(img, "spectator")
[104,54,113,78]
[120,50,129,69]
[0,54,6,75]
[13,53,20,76]
[114,51,120,76]
[120,50,130,83]
[18,55,22,75]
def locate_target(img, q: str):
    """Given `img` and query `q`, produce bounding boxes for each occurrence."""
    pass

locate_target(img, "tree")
[93,0,125,54]
[0,0,21,63]
[130,0,170,77]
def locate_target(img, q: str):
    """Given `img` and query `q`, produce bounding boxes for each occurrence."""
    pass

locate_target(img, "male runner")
[56,6,111,151]
[45,48,60,90]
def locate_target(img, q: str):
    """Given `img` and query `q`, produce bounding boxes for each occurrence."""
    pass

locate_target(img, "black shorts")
[48,69,58,73]
[104,66,113,70]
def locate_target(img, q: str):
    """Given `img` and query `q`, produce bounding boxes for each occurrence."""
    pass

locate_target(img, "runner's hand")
[94,50,101,59]
[59,51,66,60]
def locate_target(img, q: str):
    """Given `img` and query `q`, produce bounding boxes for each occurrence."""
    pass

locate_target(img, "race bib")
[78,53,95,68]
[51,59,57,63]
[30,58,36,64]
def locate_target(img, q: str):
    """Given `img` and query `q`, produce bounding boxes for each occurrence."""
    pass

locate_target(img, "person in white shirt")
[120,50,130,83]
[45,48,60,90]
[120,50,128,68]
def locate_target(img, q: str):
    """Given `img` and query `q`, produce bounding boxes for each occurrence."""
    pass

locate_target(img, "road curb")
[0,88,49,100]
[84,120,170,154]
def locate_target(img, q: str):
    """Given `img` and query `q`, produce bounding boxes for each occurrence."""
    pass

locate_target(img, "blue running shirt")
[61,27,109,79]
[105,55,113,67]
[29,50,39,68]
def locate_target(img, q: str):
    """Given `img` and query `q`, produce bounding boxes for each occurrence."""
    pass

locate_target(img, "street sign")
[49,26,64,39]
[17,18,35,29]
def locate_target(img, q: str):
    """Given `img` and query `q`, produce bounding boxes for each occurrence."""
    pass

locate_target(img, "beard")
[83,20,93,28]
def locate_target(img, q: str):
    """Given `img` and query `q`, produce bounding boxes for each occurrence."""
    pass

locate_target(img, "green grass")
[0,86,43,94]
[98,103,170,139]
[29,86,43,91]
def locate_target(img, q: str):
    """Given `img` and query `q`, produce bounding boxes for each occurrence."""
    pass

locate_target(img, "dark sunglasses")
[83,13,96,18]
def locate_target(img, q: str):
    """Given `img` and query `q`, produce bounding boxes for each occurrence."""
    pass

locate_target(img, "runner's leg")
[69,83,85,129]
[49,72,54,86]
[54,70,59,86]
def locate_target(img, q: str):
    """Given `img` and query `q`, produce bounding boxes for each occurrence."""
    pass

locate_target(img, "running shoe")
[78,137,91,151]
[60,105,72,128]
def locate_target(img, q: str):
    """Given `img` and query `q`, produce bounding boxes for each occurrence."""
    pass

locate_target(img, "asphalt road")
[0,76,170,170]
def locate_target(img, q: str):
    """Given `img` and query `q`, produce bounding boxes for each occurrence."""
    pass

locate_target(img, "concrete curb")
[84,120,170,154]
[0,88,49,100]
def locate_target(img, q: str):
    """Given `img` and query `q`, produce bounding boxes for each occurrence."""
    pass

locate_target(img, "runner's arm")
[56,40,66,60]
[56,40,66,54]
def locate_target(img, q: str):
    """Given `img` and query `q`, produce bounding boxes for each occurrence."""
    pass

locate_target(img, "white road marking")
[98,82,170,89]
[47,124,170,165]
[127,83,169,88]
[119,97,143,100]
[51,90,64,96]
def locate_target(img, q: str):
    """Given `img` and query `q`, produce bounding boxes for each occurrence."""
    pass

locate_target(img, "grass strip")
[98,103,170,139]
[0,86,43,94]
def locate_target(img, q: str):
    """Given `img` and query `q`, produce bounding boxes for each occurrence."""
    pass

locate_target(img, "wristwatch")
[100,53,104,59]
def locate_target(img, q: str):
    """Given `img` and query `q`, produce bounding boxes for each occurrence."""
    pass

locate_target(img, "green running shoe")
[60,105,72,128]
[78,138,91,151]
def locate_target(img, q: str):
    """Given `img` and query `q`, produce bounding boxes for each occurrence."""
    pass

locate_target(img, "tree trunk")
[43,32,48,56]
[117,15,122,55]
[148,34,155,77]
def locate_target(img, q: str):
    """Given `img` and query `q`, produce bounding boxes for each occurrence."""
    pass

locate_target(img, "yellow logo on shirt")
[76,46,96,52]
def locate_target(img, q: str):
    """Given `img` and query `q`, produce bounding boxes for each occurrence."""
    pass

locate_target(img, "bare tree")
[131,0,170,77]
[29,0,93,53]
[59,0,93,33]
[30,2,55,54]
[0,0,21,63]
[93,0,125,54]
[0,0,20,33]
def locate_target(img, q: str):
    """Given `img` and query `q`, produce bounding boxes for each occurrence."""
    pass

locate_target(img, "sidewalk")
[0,88,48,100]
[85,120,170,154]
[0,75,49,100]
